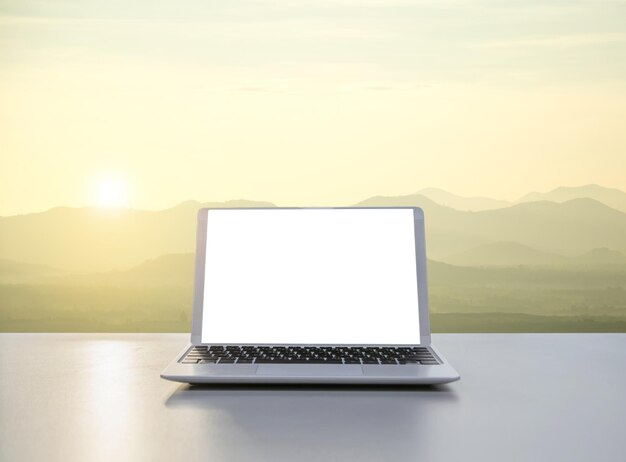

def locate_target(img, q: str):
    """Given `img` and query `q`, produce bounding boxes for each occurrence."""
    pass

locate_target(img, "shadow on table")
[164,383,458,451]
[165,382,458,412]
[167,382,458,395]
[165,382,459,410]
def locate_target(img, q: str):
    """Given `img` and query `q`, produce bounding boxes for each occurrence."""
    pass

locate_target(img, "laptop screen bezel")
[190,207,431,346]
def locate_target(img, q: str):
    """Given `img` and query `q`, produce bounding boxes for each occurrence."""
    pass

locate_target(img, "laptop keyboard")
[180,345,439,365]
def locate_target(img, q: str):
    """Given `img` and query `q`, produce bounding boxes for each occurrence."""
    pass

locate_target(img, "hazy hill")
[575,248,626,265]
[443,242,626,267]
[38,246,624,291]
[0,200,274,272]
[2,253,625,332]
[3,193,626,271]
[443,242,567,266]
[518,185,626,213]
[355,195,626,259]
[417,187,511,211]
[427,259,626,291]
[47,253,196,287]
[0,259,65,284]
[354,194,474,257]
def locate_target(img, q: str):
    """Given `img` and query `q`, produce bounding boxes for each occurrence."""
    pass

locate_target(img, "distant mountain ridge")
[517,184,626,213]
[0,200,274,272]
[11,250,626,291]
[413,184,626,213]
[417,187,511,211]
[0,259,66,284]
[46,253,195,287]
[443,242,626,267]
[444,242,566,266]
[576,248,626,265]
[2,187,626,272]
[9,243,622,287]
[356,194,626,259]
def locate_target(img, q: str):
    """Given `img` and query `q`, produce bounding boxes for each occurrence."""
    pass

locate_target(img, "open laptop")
[161,207,459,384]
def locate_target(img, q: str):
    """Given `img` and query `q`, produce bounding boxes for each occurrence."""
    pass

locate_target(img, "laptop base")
[161,345,460,385]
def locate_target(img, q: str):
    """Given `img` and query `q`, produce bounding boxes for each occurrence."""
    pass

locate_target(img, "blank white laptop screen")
[201,208,420,344]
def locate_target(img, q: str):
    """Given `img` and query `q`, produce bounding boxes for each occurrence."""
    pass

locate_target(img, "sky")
[1,0,626,215]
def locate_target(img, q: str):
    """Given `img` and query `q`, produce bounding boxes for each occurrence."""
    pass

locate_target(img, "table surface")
[1,334,625,462]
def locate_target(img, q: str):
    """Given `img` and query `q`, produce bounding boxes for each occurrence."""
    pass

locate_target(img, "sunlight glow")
[94,173,130,208]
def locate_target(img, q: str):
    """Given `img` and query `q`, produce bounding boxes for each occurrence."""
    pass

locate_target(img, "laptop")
[161,207,460,384]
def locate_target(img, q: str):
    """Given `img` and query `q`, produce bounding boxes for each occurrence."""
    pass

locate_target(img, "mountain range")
[4,244,626,288]
[416,188,510,211]
[417,184,626,213]
[444,242,626,267]
[0,259,66,284]
[517,185,626,213]
[356,194,626,260]
[0,199,272,272]
[1,185,626,272]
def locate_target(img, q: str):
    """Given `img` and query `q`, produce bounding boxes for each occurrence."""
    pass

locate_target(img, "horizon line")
[1,182,625,218]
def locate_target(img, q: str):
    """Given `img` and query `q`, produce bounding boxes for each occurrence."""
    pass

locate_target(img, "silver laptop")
[161,207,459,384]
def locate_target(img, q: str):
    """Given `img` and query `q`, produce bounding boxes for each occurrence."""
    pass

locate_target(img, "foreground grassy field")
[1,265,625,333]
[2,257,626,332]
[430,313,626,333]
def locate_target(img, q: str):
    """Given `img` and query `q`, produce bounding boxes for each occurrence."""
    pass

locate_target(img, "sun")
[93,173,130,208]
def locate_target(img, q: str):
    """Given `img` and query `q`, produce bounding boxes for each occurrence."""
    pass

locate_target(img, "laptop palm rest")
[256,364,364,376]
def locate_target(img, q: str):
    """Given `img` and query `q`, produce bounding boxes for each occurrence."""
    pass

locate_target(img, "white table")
[1,333,625,461]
